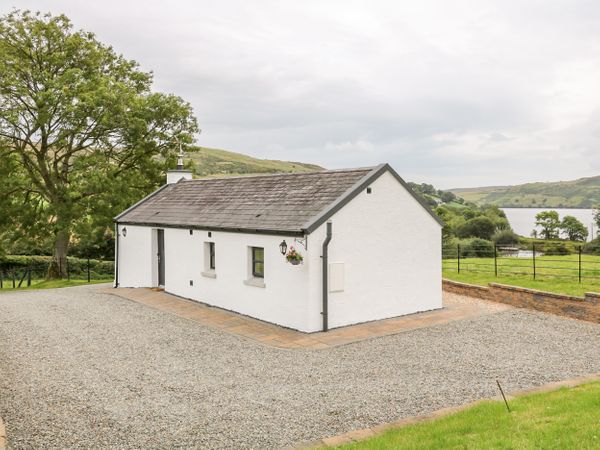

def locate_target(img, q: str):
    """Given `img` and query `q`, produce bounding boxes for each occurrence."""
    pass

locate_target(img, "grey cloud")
[6,0,600,188]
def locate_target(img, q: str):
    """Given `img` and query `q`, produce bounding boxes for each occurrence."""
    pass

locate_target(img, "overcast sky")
[4,0,600,188]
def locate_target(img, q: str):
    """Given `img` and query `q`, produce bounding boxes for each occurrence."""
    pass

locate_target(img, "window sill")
[201,270,217,279]
[244,277,266,288]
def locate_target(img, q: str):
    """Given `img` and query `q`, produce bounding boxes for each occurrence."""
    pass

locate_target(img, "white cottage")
[114,163,443,332]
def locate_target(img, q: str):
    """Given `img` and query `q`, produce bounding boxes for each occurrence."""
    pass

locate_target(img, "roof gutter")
[115,221,304,237]
[321,221,332,332]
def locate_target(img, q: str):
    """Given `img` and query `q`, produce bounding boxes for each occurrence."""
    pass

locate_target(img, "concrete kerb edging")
[296,372,600,449]
[0,414,6,450]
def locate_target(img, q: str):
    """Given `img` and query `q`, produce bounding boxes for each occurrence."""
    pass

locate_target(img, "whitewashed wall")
[116,169,441,333]
[306,170,442,331]
[164,229,313,331]
[117,225,313,330]
[116,225,155,287]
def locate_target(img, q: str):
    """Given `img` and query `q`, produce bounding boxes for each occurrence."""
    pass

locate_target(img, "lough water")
[501,208,596,241]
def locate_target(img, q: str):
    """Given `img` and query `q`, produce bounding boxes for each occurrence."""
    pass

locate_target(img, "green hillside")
[450,175,600,208]
[187,146,323,177]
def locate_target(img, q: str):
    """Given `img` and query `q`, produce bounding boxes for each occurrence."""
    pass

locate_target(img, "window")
[202,242,217,278]
[252,247,264,278]
[209,242,215,270]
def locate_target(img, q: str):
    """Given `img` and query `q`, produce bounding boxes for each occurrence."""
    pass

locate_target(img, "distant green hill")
[450,175,600,208]
[187,146,323,177]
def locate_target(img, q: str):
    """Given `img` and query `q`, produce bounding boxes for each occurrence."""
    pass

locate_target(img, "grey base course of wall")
[296,372,600,449]
[442,278,600,324]
[0,415,6,450]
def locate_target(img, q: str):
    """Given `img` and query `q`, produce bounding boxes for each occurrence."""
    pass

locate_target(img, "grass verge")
[0,278,112,291]
[335,381,600,449]
[442,269,600,296]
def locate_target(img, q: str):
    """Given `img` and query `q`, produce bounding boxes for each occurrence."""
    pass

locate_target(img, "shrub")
[456,238,495,258]
[457,216,496,240]
[0,255,114,279]
[583,238,600,255]
[492,230,520,246]
[542,242,570,256]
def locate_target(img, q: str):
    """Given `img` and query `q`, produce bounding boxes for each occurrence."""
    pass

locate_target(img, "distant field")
[187,146,323,177]
[450,175,600,207]
[443,253,600,296]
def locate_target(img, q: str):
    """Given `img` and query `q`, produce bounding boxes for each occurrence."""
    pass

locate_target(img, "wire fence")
[0,257,114,289]
[442,242,600,283]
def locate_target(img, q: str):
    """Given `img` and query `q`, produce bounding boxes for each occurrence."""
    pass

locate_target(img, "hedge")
[0,255,114,279]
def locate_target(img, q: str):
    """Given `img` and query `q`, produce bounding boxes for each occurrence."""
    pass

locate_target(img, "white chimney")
[167,144,193,184]
[167,169,192,184]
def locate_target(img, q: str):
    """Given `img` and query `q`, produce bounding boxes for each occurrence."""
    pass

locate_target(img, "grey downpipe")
[114,223,119,288]
[322,221,332,332]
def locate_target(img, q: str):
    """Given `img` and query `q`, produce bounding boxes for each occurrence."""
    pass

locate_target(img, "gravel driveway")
[1,284,600,449]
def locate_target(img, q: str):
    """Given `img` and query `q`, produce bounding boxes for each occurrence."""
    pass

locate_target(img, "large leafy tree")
[560,215,588,242]
[534,211,560,240]
[0,10,198,277]
[456,216,496,240]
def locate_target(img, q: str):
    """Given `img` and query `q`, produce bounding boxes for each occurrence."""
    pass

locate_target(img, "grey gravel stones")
[1,284,599,449]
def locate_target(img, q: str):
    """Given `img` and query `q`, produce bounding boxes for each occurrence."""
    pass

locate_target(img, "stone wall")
[442,279,600,324]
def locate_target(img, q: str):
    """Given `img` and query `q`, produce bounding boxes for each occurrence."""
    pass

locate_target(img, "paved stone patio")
[106,287,511,349]
[0,415,5,450]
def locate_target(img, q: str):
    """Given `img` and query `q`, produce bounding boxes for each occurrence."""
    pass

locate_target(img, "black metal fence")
[0,257,114,289]
[442,242,600,283]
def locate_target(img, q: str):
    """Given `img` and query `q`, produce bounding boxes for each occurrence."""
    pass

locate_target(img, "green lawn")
[336,381,600,449]
[0,278,112,291]
[443,253,600,296]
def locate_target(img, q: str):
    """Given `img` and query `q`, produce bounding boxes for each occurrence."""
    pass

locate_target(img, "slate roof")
[115,164,442,235]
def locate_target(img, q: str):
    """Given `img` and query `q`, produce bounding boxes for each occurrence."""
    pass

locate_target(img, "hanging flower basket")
[285,246,304,265]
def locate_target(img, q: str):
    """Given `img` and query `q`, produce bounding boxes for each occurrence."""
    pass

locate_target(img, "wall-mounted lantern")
[122,227,127,237]
[279,240,287,255]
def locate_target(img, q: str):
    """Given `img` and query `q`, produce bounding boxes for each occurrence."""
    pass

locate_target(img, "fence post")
[578,245,582,284]
[532,243,536,280]
[457,244,461,274]
[0,272,3,289]
[494,245,498,276]
[17,269,27,288]
[27,267,31,287]
[87,257,91,283]
[12,271,16,288]
[67,258,70,281]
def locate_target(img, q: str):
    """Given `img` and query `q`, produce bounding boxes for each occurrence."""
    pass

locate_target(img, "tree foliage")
[435,202,510,243]
[534,211,560,240]
[440,191,456,203]
[492,230,520,246]
[0,11,198,276]
[560,215,588,242]
[456,216,496,240]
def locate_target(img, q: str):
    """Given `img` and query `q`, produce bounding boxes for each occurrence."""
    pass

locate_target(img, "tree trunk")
[47,229,70,279]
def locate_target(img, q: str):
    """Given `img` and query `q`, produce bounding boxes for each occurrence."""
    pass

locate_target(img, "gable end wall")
[306,170,442,330]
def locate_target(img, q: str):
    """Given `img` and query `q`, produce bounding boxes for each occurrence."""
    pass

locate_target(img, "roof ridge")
[184,166,377,182]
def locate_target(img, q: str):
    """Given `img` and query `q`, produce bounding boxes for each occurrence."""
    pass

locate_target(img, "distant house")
[114,163,443,332]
